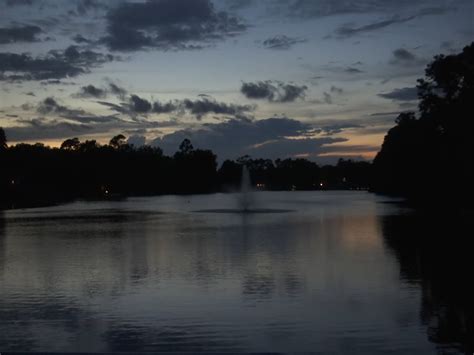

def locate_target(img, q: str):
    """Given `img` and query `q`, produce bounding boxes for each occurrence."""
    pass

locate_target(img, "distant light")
[320,182,324,187]
[105,190,109,194]
[11,180,15,185]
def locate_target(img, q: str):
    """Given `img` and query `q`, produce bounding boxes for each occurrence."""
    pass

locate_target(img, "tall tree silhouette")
[109,134,127,149]
[0,127,7,150]
[60,137,80,151]
[373,43,474,202]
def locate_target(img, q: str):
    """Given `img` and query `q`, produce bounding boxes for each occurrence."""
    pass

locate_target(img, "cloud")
[72,34,93,44]
[5,115,148,142]
[0,25,42,44]
[344,67,364,74]
[281,0,454,19]
[335,15,416,37]
[389,48,426,67]
[0,45,114,81]
[102,0,247,51]
[152,100,180,114]
[240,80,308,102]
[6,118,93,141]
[319,122,363,135]
[34,97,123,125]
[392,48,416,61]
[75,84,107,98]
[378,87,418,101]
[332,4,453,38]
[4,0,36,6]
[37,97,86,116]
[150,116,346,160]
[107,81,127,99]
[98,94,253,119]
[330,86,343,94]
[129,94,152,113]
[262,35,307,50]
[323,92,332,104]
[75,0,109,15]
[182,98,253,119]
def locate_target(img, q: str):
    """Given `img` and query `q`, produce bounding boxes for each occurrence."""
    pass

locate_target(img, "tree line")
[1,42,472,208]
[0,132,371,208]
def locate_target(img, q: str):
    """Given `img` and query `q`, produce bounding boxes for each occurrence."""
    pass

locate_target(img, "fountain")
[238,165,254,212]
[194,164,292,214]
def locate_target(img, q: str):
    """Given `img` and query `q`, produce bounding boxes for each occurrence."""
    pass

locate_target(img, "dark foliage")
[0,131,371,209]
[373,43,474,203]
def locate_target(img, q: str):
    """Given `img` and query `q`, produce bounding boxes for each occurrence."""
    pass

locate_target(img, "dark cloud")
[76,84,107,98]
[102,0,247,51]
[0,46,114,81]
[392,48,416,61]
[344,67,364,74]
[280,0,454,19]
[107,82,127,99]
[330,86,343,94]
[152,100,180,114]
[33,97,123,125]
[323,92,332,104]
[370,111,404,117]
[378,87,418,101]
[75,0,108,15]
[0,25,42,44]
[72,34,93,44]
[7,118,93,141]
[226,0,254,11]
[333,5,452,38]
[129,94,152,113]
[182,97,253,119]
[240,80,307,102]
[96,100,130,114]
[151,117,346,160]
[98,94,253,119]
[319,122,363,135]
[262,35,307,50]
[335,15,416,37]
[4,0,36,6]
[389,48,426,67]
[5,114,147,142]
[311,91,337,105]
[37,97,87,116]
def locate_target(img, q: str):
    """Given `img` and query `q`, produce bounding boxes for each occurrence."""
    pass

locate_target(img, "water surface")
[0,191,471,353]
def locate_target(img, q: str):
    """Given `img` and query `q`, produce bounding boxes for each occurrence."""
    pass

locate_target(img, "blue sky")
[0,0,472,163]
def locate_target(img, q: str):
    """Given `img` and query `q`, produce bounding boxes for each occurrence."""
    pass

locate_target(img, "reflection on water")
[382,213,473,354]
[0,192,471,353]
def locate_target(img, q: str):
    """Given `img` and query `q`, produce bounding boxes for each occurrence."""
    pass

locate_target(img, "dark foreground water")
[0,191,472,354]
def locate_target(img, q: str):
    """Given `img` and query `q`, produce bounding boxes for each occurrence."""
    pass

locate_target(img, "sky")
[0,0,472,163]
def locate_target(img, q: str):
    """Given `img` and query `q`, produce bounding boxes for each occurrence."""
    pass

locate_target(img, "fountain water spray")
[239,165,254,212]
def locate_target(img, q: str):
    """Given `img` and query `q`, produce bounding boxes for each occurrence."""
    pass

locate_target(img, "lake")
[0,191,471,353]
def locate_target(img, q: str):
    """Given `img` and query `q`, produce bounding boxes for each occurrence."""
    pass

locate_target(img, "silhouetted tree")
[79,140,99,152]
[60,137,80,150]
[373,42,474,202]
[178,138,194,155]
[0,127,7,150]
[109,134,126,149]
